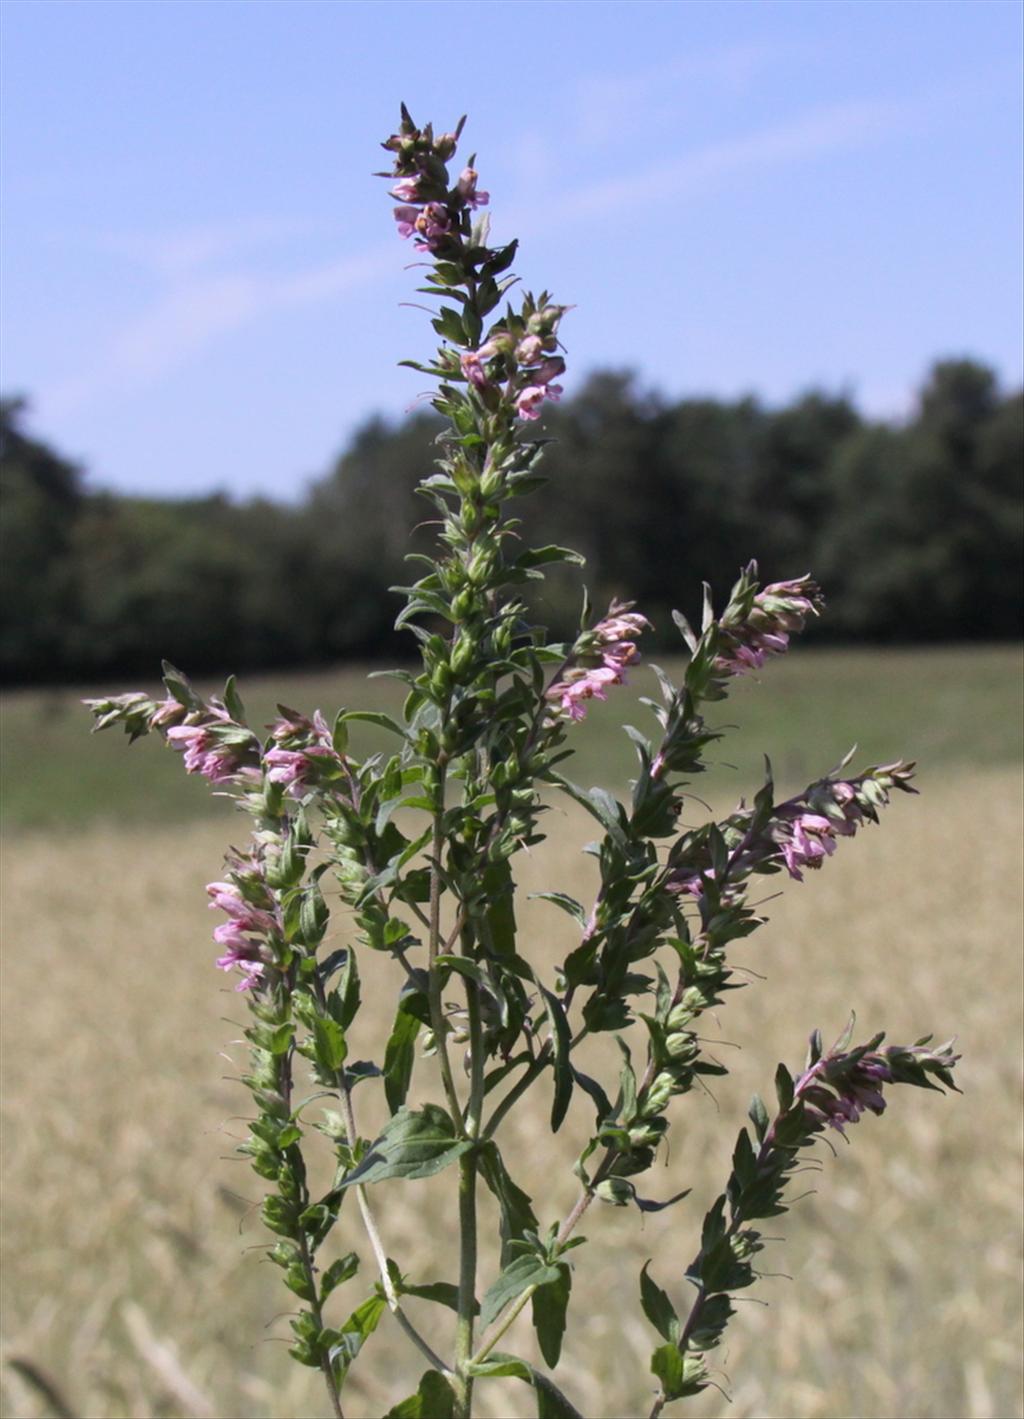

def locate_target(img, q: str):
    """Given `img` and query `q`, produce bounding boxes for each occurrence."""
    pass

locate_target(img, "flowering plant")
[87,107,959,1419]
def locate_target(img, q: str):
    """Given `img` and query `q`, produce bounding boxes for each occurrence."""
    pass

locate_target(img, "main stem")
[454,926,485,1416]
[427,757,464,1127]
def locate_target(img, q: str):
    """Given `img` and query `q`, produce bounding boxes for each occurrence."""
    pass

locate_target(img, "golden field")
[1,654,1022,1418]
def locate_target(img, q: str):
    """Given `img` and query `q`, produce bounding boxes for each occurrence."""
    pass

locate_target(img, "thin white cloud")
[544,95,923,226]
[43,245,395,416]
[570,38,811,144]
[84,217,322,279]
[42,91,930,419]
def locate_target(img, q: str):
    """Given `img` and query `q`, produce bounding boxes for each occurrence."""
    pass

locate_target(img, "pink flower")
[264,747,308,785]
[516,383,562,420]
[460,341,501,390]
[150,696,186,728]
[207,873,279,989]
[533,357,565,387]
[546,599,651,724]
[165,725,245,783]
[713,572,823,679]
[516,335,544,365]
[393,204,420,239]
[265,710,343,795]
[798,1053,893,1133]
[390,176,421,202]
[413,201,453,251]
[456,166,489,208]
[215,944,265,991]
[546,664,621,721]
[594,610,651,644]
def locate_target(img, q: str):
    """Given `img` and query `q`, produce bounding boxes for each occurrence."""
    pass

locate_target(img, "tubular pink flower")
[393,204,420,239]
[515,335,544,365]
[533,356,565,387]
[150,696,186,728]
[516,383,562,420]
[215,947,265,991]
[460,340,501,390]
[390,176,421,202]
[456,166,489,208]
[413,201,453,251]
[165,724,250,784]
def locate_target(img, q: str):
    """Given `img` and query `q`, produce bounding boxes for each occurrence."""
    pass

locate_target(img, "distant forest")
[2,357,1021,685]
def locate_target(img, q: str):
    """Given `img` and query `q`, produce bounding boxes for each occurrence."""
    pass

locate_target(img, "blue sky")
[2,0,1021,499]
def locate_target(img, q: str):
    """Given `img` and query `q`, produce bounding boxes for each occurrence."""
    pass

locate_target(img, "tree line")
[2,357,1020,685]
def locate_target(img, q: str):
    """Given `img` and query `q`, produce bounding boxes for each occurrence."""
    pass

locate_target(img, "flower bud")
[595,1177,633,1206]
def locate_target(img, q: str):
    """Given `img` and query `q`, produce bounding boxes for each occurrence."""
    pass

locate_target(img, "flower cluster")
[666,762,917,903]
[265,707,345,796]
[165,704,259,785]
[384,108,488,255]
[546,602,651,722]
[714,573,824,678]
[458,319,566,421]
[791,1031,959,1136]
[772,761,917,881]
[206,860,281,990]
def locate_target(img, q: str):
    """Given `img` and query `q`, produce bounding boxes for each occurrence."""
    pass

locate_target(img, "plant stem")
[280,1036,346,1419]
[453,924,485,1417]
[297,1230,346,1419]
[426,758,465,1129]
[453,1150,479,1417]
[469,1165,604,1368]
[336,1084,452,1375]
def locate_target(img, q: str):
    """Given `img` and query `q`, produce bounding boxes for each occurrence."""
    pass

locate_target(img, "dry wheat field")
[2,654,1022,1419]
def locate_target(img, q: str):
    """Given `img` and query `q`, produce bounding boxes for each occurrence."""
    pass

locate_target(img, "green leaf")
[531,1370,586,1419]
[514,544,586,570]
[340,709,408,739]
[639,1262,680,1344]
[482,859,517,958]
[299,879,329,945]
[400,1280,465,1313]
[775,1061,795,1111]
[338,1105,473,1187]
[463,1354,585,1417]
[329,1292,386,1374]
[535,979,573,1131]
[529,891,587,926]
[222,674,246,723]
[383,1005,421,1115]
[531,1262,571,1367]
[546,774,629,849]
[479,1145,539,1267]
[748,1092,770,1142]
[480,1254,560,1330]
[313,1015,347,1074]
[384,1371,457,1418]
[321,1252,359,1299]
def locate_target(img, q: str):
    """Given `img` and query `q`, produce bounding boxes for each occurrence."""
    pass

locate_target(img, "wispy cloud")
[43,90,930,419]
[570,39,811,144]
[544,94,922,226]
[43,243,395,416]
[87,217,321,280]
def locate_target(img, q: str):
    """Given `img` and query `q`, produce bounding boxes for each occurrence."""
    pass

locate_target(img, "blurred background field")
[2,648,1022,1419]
